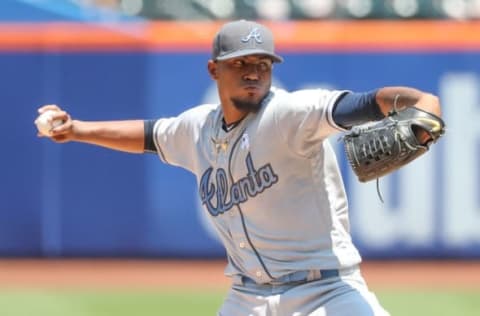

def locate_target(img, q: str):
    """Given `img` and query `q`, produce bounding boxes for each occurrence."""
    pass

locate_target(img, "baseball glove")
[343,106,445,183]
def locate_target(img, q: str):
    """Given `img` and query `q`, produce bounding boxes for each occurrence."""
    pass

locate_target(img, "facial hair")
[231,92,268,113]
[231,98,261,113]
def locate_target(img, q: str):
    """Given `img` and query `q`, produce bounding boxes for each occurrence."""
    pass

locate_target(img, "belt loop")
[233,275,244,285]
[307,270,321,281]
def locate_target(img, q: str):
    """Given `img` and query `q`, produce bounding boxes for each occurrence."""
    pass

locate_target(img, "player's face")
[212,55,273,113]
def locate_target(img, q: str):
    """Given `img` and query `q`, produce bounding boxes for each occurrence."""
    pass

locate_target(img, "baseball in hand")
[35,110,64,136]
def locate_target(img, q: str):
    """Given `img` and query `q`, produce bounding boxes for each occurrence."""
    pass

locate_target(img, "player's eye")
[258,62,271,72]
[232,60,245,68]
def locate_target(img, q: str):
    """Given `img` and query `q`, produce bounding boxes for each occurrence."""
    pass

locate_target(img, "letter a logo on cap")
[241,28,263,44]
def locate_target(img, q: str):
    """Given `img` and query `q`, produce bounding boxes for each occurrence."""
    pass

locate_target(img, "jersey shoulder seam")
[272,90,311,159]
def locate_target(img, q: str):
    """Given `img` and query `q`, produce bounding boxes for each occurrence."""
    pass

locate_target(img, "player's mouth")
[244,87,261,98]
[243,84,262,95]
[244,85,260,90]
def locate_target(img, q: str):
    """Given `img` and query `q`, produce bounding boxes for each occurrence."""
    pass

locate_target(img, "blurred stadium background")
[1,0,480,315]
[60,0,480,20]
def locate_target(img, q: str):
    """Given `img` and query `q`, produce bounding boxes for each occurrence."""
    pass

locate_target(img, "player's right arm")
[36,104,145,154]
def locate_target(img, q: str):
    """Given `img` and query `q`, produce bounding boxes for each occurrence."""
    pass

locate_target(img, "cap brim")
[215,48,283,63]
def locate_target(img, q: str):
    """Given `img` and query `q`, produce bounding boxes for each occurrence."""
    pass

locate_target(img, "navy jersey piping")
[227,126,275,280]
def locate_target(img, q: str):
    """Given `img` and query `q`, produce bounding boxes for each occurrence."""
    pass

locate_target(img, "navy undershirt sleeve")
[144,119,158,153]
[332,90,385,129]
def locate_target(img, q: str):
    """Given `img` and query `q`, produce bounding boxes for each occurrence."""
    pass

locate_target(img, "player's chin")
[231,96,263,113]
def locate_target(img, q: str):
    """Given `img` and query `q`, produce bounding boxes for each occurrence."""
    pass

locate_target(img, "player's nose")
[242,69,260,81]
[242,63,262,79]
[242,74,259,82]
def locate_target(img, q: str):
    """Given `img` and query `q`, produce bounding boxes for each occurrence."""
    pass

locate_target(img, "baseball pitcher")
[35,20,444,316]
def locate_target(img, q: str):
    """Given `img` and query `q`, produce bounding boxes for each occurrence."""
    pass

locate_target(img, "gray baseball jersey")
[152,87,362,284]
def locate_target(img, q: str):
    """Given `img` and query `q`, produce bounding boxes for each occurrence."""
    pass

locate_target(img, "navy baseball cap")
[212,20,283,63]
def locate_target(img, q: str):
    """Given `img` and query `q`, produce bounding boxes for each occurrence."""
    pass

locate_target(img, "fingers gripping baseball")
[35,105,74,142]
[413,125,433,145]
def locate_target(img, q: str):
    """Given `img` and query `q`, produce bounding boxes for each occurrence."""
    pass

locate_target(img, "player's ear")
[207,60,218,80]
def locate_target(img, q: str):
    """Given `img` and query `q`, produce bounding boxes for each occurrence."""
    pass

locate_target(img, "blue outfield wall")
[1,50,479,258]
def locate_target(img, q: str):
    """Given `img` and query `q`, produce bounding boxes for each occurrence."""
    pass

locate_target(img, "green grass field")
[0,289,478,316]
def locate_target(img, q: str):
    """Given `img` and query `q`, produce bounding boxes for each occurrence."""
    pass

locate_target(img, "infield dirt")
[0,259,478,290]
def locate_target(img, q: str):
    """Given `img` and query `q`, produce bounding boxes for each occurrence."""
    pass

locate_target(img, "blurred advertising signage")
[347,72,480,257]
